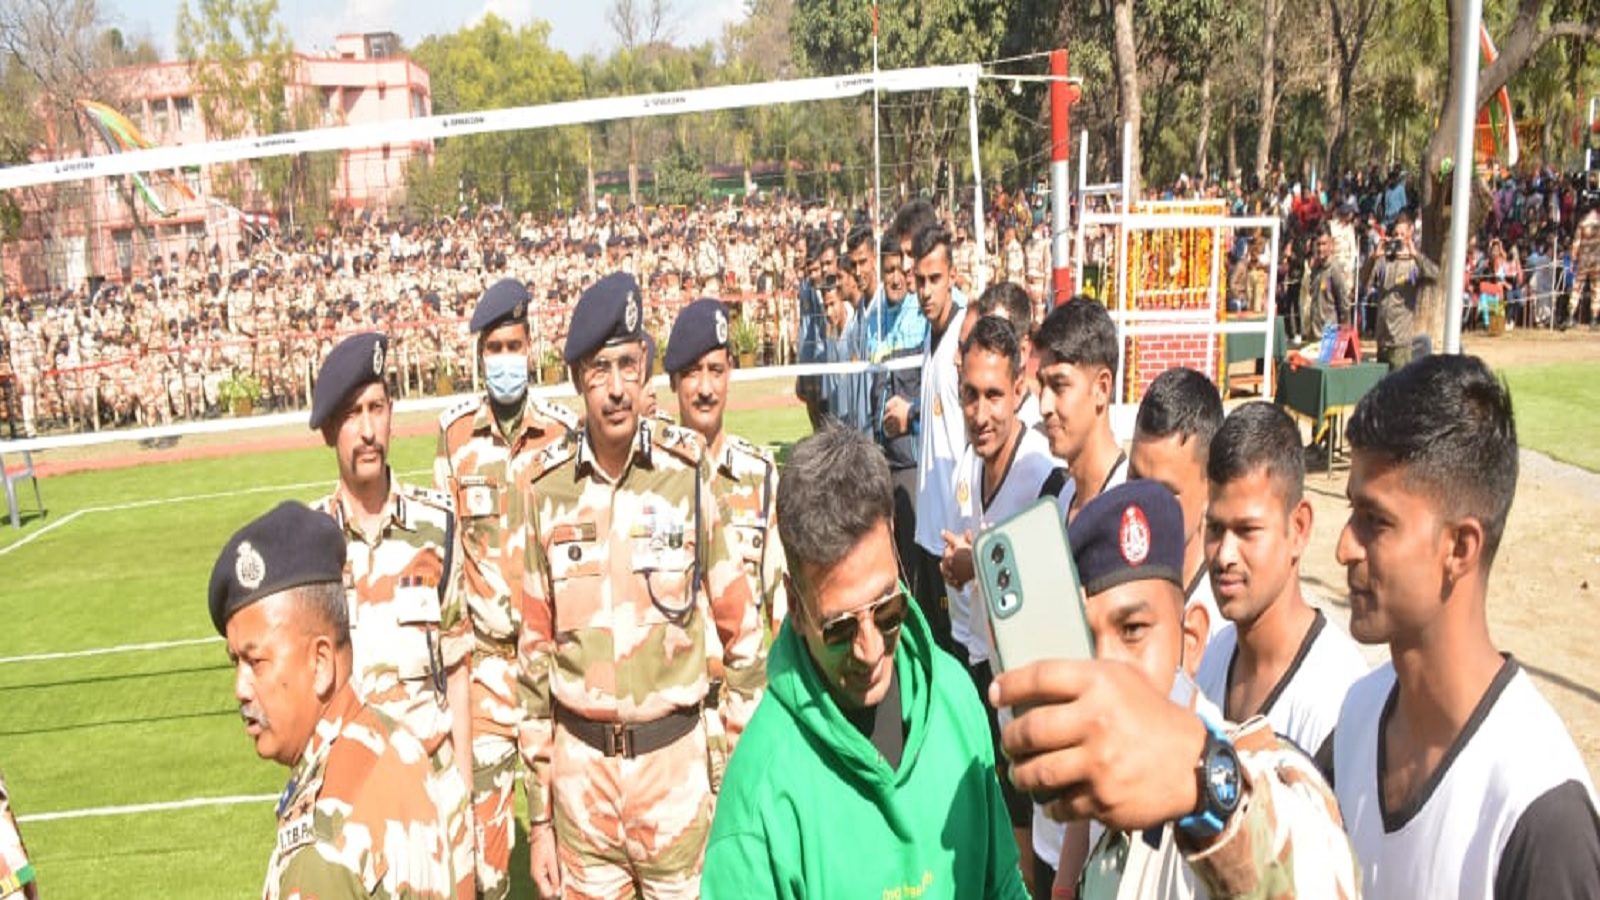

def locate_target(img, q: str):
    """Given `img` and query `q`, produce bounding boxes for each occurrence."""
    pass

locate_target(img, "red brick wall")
[1125,329,1223,403]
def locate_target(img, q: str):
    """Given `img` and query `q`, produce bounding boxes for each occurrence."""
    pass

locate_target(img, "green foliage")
[654,141,709,205]
[406,15,585,214]
[730,315,761,354]
[216,370,262,409]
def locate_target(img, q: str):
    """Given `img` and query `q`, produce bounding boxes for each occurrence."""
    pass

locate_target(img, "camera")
[1386,238,1401,256]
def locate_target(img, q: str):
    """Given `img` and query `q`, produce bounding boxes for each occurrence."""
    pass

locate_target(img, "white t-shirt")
[1332,658,1600,899]
[946,426,1066,666]
[1195,608,1368,759]
[914,304,969,556]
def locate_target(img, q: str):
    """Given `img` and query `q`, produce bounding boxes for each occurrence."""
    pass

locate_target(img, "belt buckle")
[607,722,634,759]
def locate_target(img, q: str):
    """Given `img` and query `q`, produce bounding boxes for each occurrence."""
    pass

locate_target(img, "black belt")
[556,704,700,759]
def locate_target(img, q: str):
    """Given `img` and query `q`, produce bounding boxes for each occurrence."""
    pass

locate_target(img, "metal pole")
[871,3,882,233]
[968,84,988,293]
[1443,0,1484,355]
[1049,49,1074,305]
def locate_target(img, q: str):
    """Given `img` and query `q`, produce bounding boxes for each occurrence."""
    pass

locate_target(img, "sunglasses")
[816,585,910,649]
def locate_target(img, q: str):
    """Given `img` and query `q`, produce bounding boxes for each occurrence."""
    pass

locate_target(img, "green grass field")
[1,357,1591,898]
[0,402,809,899]
[1500,361,1600,473]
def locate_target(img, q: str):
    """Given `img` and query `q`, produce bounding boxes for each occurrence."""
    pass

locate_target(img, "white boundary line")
[18,793,276,824]
[0,636,223,665]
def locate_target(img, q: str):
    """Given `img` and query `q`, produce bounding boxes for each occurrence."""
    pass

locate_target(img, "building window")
[174,96,196,131]
[365,32,399,59]
[183,167,202,195]
[411,89,427,119]
[112,229,134,272]
[124,103,145,135]
[152,98,171,137]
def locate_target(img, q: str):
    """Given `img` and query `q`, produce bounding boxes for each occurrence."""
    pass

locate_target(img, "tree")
[1111,0,1142,194]
[1323,0,1390,173]
[655,141,709,204]
[407,15,584,216]
[1415,0,1600,347]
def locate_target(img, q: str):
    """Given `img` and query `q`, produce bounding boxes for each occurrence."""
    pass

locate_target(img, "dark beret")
[309,332,388,430]
[664,298,731,374]
[563,272,644,364]
[1068,481,1185,597]
[208,501,346,634]
[470,278,530,333]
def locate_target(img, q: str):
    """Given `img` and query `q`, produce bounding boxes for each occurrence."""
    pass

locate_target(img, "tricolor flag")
[1477,24,1520,166]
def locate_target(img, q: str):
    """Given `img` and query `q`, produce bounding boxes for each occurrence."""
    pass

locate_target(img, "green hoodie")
[702,598,1028,899]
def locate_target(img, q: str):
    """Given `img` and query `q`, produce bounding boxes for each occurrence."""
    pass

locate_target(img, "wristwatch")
[1176,716,1243,842]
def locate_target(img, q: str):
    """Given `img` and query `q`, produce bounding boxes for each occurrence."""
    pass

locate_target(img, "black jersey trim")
[1222,609,1327,724]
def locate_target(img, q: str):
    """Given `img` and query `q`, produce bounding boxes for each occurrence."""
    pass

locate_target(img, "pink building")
[3,32,432,293]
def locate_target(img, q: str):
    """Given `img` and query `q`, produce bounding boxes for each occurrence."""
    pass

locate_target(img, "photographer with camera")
[1368,216,1438,370]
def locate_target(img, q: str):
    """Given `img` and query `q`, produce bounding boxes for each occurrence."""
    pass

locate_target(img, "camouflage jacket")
[516,418,767,821]
[0,771,36,900]
[434,393,577,737]
[312,478,469,753]
[1079,716,1359,900]
[264,683,457,900]
[706,431,788,639]
[1371,252,1439,351]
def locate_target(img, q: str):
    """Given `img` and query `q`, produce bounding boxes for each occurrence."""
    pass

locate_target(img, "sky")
[102,0,748,61]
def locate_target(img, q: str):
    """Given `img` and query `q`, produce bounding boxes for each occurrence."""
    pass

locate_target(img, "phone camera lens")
[990,544,1006,565]
[997,568,1011,590]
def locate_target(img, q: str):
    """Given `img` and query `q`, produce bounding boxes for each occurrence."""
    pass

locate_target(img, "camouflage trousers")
[471,734,518,900]
[551,721,714,900]
[434,737,478,900]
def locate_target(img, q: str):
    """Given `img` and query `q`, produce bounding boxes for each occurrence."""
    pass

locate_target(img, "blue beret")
[470,278,530,333]
[664,298,730,374]
[1068,481,1185,596]
[208,501,346,634]
[563,272,644,364]
[309,332,387,430]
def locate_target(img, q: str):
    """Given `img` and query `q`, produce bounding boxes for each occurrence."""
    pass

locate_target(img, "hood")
[766,592,935,796]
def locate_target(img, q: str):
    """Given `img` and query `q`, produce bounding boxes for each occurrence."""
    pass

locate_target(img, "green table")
[1275,361,1389,471]
[1222,317,1289,396]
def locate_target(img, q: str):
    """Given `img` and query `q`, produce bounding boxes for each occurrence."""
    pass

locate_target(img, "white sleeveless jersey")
[914,302,969,555]
[1196,609,1367,759]
[947,426,1066,666]
[1333,658,1600,899]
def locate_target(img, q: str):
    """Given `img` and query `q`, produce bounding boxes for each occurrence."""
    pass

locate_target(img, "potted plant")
[218,371,263,417]
[539,349,565,385]
[730,316,761,369]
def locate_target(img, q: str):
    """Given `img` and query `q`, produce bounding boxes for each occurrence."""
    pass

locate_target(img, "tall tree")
[1323,0,1389,173]
[1254,0,1283,180]
[1111,0,1142,194]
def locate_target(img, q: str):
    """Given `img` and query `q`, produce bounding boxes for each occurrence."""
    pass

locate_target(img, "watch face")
[1207,752,1242,811]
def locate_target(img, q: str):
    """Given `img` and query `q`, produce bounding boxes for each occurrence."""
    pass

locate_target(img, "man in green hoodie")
[702,427,1029,899]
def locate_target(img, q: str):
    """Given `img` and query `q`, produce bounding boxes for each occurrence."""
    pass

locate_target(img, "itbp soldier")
[519,272,767,899]
[210,501,458,899]
[308,333,474,898]
[433,279,576,899]
[664,298,788,638]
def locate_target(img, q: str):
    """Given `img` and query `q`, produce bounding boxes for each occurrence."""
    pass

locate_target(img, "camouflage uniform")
[1078,716,1359,900]
[265,682,458,900]
[706,432,787,639]
[433,394,577,900]
[0,771,36,900]
[311,480,475,900]
[1371,251,1439,370]
[517,418,766,900]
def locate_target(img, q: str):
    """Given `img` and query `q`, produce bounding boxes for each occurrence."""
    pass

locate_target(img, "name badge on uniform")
[631,504,690,572]
[395,579,442,626]
[278,814,315,854]
[463,483,496,518]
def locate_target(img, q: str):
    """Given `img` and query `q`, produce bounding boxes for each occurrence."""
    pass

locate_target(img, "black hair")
[910,223,952,264]
[889,199,938,245]
[776,427,894,607]
[1208,401,1305,507]
[879,232,902,259]
[960,314,1022,379]
[1346,354,1518,565]
[974,281,1032,339]
[846,223,875,253]
[1135,367,1223,462]
[1034,296,1117,374]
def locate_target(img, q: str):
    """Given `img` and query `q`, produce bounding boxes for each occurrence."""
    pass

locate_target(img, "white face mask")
[484,352,529,405]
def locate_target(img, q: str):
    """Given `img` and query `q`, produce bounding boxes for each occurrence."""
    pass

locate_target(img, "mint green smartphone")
[973,497,1094,677]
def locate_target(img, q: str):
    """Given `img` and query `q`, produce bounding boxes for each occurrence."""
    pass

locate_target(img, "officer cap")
[664,298,731,374]
[309,332,388,430]
[563,272,645,364]
[1067,481,1185,597]
[208,501,346,635]
[470,278,531,333]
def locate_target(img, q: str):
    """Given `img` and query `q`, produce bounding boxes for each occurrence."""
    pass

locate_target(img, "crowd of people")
[3,182,1599,900]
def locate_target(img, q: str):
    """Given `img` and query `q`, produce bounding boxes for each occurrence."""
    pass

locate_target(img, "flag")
[1477,25,1520,166]
[76,99,198,218]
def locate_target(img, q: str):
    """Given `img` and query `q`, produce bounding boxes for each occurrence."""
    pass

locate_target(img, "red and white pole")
[1049,48,1077,305]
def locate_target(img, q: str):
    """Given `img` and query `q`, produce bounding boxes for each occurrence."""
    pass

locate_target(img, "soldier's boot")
[470,738,517,900]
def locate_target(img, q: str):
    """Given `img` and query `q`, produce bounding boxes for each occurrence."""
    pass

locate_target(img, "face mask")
[484,353,528,405]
